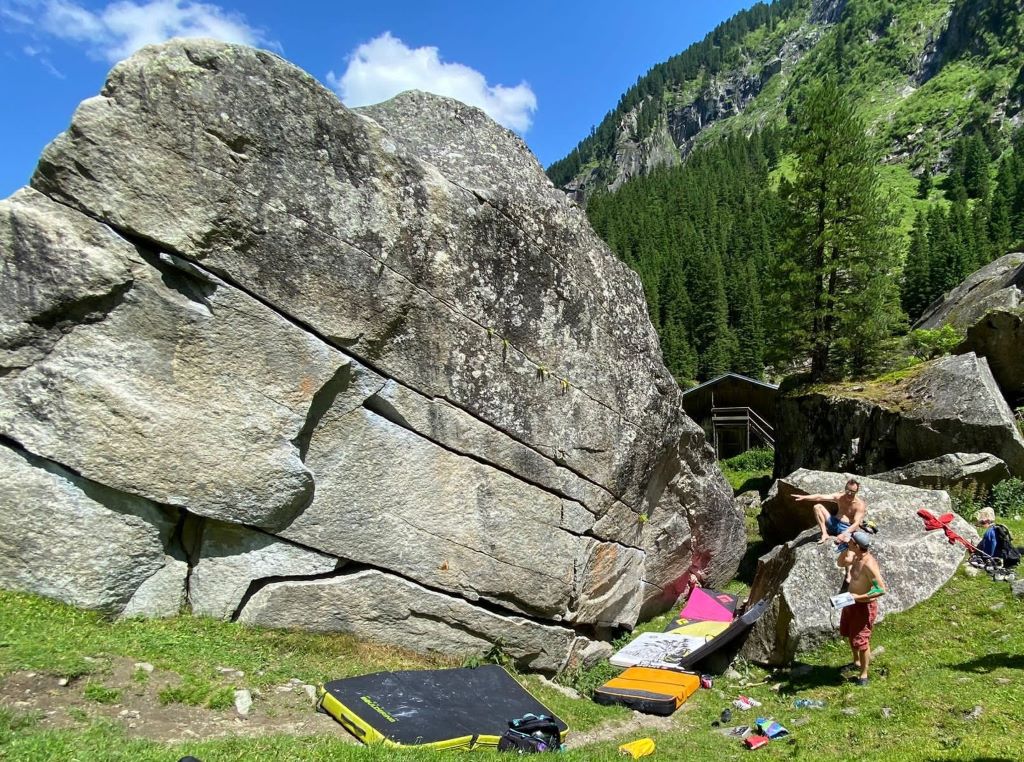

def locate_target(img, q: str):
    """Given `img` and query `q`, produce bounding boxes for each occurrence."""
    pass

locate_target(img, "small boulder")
[735,490,762,513]
[234,689,253,716]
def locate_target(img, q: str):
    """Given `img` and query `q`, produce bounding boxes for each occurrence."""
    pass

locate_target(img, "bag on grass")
[993,524,1021,568]
[497,713,562,753]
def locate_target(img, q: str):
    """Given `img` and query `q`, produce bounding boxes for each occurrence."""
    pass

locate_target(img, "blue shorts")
[826,515,850,536]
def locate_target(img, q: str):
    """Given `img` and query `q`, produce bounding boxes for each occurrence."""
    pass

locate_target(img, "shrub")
[905,326,963,360]
[992,478,1024,518]
[206,687,236,711]
[949,483,988,518]
[159,676,215,707]
[723,447,775,472]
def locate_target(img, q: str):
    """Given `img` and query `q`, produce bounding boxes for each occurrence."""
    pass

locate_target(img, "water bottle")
[794,698,826,709]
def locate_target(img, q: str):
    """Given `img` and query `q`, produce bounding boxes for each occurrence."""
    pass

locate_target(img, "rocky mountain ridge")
[553,0,1024,200]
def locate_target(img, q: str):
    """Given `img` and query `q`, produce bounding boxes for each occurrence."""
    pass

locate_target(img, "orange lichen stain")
[589,544,619,575]
[298,376,317,397]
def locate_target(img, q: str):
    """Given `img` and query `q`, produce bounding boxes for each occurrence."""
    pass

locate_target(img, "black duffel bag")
[497,713,563,753]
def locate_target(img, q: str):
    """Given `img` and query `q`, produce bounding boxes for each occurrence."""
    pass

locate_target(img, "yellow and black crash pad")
[317,664,567,749]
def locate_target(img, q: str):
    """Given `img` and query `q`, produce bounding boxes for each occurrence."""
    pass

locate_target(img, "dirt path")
[0,658,354,744]
[1,659,693,750]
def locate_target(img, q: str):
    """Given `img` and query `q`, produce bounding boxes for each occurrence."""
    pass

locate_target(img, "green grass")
[158,675,229,709]
[719,447,775,494]
[0,592,448,691]
[3,518,1024,760]
[83,682,121,705]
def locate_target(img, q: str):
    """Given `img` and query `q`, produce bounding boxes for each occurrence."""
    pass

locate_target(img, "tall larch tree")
[770,79,904,380]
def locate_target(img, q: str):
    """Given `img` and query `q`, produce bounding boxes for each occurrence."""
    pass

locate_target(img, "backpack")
[497,713,563,754]
[993,524,1021,568]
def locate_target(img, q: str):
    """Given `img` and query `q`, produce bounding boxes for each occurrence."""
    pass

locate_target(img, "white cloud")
[21,39,64,77]
[6,0,269,62]
[327,32,537,133]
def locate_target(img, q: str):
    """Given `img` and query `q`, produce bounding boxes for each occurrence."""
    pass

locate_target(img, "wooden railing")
[711,406,775,452]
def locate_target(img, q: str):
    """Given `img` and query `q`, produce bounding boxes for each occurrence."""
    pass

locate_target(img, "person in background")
[975,507,998,557]
[836,530,887,686]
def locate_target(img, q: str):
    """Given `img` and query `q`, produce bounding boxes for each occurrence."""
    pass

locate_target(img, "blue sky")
[0,0,758,198]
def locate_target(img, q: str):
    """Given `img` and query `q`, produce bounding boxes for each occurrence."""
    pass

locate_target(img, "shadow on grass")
[951,652,1024,673]
[735,475,773,495]
[775,663,849,693]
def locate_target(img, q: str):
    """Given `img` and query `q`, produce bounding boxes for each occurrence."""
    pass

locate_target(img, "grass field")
[3,519,1023,761]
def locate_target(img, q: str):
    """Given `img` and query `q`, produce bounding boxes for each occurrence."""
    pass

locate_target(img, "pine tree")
[990,156,1015,254]
[963,133,992,199]
[688,247,735,380]
[771,79,904,380]
[926,204,954,300]
[917,167,933,199]
[731,260,766,378]
[902,211,932,322]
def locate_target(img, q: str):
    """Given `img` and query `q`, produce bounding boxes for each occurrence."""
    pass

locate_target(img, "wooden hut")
[682,373,779,459]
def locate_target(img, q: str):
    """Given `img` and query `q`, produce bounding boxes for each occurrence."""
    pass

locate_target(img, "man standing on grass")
[793,477,867,546]
[836,530,887,686]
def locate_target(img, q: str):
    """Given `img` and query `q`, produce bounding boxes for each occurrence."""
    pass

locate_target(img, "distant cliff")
[550,0,1024,201]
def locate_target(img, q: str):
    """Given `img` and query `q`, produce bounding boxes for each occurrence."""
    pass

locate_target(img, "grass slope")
[2,521,1023,760]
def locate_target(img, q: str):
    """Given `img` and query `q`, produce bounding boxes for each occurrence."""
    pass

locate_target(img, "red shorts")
[839,600,877,651]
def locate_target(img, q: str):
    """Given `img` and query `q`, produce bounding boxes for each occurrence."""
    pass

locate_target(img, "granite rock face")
[744,471,973,664]
[0,40,743,669]
[914,252,1024,406]
[870,452,1010,493]
[237,570,586,673]
[958,310,1024,408]
[914,252,1023,333]
[0,442,184,617]
[189,521,341,620]
[775,353,1024,480]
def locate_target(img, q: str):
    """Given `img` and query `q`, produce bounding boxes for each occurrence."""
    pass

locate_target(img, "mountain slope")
[545,0,1024,387]
[548,0,1024,200]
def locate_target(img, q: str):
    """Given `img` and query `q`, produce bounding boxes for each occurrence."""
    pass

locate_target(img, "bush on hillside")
[992,478,1024,518]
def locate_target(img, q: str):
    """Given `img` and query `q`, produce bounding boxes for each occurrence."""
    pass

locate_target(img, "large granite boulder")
[870,452,1010,493]
[744,472,974,665]
[915,252,1023,332]
[775,353,1024,479]
[0,39,742,669]
[958,310,1024,407]
[915,252,1024,406]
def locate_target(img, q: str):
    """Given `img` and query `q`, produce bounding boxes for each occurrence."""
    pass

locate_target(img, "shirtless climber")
[836,530,887,685]
[793,478,867,546]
